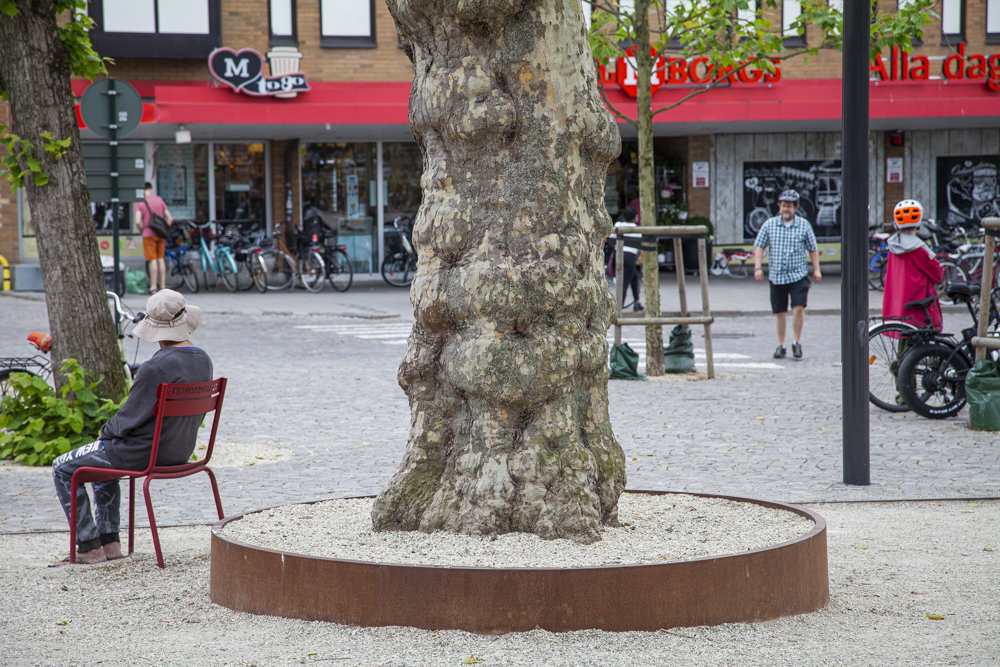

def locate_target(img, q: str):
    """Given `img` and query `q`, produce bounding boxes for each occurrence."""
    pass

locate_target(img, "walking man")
[752,190,821,359]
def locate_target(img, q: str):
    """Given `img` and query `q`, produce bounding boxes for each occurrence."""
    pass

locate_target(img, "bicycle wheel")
[183,261,200,293]
[940,260,967,287]
[261,249,296,291]
[218,249,239,292]
[868,321,918,412]
[199,249,215,291]
[868,250,886,291]
[250,253,268,293]
[0,369,40,410]
[301,252,326,293]
[327,249,354,292]
[165,257,185,290]
[897,342,971,419]
[382,253,413,287]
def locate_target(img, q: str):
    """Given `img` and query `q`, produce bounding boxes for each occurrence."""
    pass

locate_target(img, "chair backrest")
[148,378,227,473]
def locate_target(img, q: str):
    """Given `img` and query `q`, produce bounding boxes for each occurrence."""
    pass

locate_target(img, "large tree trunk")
[372,0,626,543]
[634,0,664,376]
[0,2,127,400]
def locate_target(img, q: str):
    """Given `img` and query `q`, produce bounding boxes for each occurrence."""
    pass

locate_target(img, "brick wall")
[0,102,18,267]
[269,140,300,234]
[884,133,906,229]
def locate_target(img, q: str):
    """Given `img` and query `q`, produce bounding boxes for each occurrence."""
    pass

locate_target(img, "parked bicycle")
[710,248,752,278]
[190,221,240,292]
[867,281,999,418]
[164,223,199,293]
[381,215,417,287]
[260,228,324,292]
[225,224,268,293]
[1,292,145,406]
[305,218,353,292]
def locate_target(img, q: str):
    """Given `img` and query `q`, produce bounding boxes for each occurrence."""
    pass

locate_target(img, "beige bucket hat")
[133,289,202,343]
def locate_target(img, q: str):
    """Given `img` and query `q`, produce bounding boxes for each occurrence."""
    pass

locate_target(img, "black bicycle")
[304,216,353,292]
[890,283,999,419]
[381,215,417,287]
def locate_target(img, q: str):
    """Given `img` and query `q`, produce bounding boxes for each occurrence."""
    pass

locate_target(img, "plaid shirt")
[753,216,818,285]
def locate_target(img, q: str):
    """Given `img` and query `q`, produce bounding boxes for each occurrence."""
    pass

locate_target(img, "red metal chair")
[70,378,227,568]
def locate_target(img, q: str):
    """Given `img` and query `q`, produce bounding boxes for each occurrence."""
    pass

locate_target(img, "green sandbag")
[663,325,696,374]
[966,359,1000,431]
[125,268,148,295]
[610,342,646,381]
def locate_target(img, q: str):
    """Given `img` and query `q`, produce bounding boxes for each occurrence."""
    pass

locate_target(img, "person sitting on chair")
[51,290,213,565]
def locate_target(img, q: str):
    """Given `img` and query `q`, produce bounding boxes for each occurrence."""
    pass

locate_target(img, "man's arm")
[753,247,765,283]
[99,365,159,441]
[810,251,822,282]
[164,206,174,225]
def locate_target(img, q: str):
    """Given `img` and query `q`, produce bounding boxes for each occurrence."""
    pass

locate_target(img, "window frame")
[88,0,221,59]
[987,0,1000,44]
[319,0,377,49]
[940,0,965,47]
[269,0,298,47]
[782,0,807,47]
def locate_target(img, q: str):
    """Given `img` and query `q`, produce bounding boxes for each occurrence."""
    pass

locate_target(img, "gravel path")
[2,500,997,666]
[220,494,813,567]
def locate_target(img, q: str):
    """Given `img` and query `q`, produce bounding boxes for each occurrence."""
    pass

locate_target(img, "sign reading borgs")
[209,48,310,97]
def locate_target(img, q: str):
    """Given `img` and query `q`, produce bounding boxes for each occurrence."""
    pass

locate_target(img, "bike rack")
[613,225,716,378]
[970,217,1000,358]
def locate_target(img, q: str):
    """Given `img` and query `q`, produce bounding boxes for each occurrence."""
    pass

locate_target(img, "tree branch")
[597,81,636,125]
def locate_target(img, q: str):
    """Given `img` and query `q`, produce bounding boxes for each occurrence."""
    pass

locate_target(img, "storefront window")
[156,143,210,222]
[301,142,378,273]
[382,142,423,257]
[214,143,266,229]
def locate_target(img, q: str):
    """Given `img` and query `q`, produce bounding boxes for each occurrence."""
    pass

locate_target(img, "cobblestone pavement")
[1,292,997,534]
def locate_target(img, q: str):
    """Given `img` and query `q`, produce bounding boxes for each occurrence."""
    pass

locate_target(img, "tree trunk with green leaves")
[0,1,127,400]
[633,0,663,376]
[371,0,627,544]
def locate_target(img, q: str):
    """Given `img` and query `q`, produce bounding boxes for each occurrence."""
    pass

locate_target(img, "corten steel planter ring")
[210,490,829,634]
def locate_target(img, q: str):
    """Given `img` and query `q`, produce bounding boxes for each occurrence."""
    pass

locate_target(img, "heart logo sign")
[209,48,265,93]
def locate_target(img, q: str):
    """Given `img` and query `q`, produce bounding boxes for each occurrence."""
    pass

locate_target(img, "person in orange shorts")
[135,182,173,294]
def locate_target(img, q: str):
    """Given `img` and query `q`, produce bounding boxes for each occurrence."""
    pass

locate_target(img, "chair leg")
[128,477,135,556]
[142,476,165,569]
[69,478,78,565]
[205,467,224,520]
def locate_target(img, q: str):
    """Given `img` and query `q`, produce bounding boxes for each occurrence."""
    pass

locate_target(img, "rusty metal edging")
[210,490,828,634]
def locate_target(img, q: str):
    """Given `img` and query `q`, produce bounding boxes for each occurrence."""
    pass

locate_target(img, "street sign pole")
[107,79,121,296]
[842,0,870,485]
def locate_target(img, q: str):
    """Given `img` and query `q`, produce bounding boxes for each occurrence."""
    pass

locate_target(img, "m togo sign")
[209,48,310,97]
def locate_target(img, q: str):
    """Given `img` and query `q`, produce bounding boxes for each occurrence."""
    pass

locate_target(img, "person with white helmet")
[882,200,943,328]
[752,189,821,359]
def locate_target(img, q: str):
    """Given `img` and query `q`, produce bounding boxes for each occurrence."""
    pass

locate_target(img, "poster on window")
[157,165,187,206]
[92,202,131,235]
[935,155,1000,229]
[742,159,842,241]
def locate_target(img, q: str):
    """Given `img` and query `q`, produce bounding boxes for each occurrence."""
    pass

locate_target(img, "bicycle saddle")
[872,232,890,241]
[904,296,938,310]
[27,331,52,351]
[945,282,980,299]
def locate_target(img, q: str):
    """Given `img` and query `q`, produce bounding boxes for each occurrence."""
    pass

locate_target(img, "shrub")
[0,359,125,466]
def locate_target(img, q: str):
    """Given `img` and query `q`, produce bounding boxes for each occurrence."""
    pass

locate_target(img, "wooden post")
[673,237,688,317]
[615,232,624,347]
[697,238,715,379]
[975,218,1000,361]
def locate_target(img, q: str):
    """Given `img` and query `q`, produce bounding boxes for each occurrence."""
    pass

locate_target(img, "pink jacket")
[882,234,943,328]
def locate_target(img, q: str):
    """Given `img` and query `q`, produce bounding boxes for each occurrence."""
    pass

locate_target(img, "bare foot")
[103,542,123,559]
[76,548,108,564]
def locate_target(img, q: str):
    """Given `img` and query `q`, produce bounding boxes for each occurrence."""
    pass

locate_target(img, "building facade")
[1,0,999,283]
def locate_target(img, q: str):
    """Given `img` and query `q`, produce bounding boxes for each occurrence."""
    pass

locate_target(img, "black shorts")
[770,277,810,314]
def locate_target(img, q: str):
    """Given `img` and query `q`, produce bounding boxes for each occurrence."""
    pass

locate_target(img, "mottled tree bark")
[634,0,664,376]
[0,1,127,400]
[372,0,626,543]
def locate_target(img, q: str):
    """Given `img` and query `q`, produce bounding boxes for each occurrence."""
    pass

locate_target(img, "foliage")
[682,215,713,242]
[0,0,111,187]
[0,128,49,187]
[587,0,937,123]
[0,359,125,466]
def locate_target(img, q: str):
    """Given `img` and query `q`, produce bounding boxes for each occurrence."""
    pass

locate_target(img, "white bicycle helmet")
[778,189,800,203]
[893,200,923,229]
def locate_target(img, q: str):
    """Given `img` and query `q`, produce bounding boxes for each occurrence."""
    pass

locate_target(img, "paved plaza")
[1,278,996,534]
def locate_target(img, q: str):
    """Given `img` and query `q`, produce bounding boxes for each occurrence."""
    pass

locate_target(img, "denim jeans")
[52,440,121,553]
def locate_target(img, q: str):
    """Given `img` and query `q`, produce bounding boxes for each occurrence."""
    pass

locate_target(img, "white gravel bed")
[220,493,814,567]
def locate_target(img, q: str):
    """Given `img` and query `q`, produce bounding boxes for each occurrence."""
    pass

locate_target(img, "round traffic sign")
[79,78,143,139]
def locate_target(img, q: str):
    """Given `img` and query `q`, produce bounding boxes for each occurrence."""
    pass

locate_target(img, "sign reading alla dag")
[209,48,310,97]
